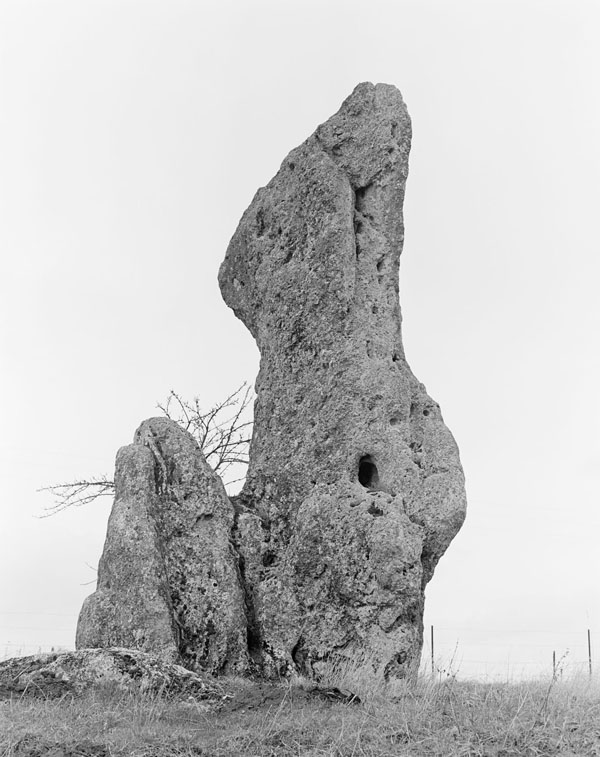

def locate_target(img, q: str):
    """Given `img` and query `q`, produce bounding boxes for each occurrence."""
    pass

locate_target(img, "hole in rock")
[262,552,276,567]
[291,636,309,675]
[355,186,367,205]
[247,627,261,656]
[358,455,380,489]
[354,183,373,216]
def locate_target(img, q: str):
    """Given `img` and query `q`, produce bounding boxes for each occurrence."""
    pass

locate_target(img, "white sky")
[1,0,598,680]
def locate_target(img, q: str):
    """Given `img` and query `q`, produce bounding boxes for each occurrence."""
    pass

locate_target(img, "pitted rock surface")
[76,418,249,675]
[77,82,466,681]
[0,648,228,702]
[219,81,467,677]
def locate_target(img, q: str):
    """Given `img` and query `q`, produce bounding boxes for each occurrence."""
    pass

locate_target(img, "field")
[2,663,599,757]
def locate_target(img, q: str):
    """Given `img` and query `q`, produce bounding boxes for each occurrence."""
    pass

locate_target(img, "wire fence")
[0,613,596,681]
[423,624,595,681]
[0,610,78,661]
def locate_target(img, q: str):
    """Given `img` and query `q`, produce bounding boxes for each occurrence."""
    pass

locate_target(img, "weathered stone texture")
[76,418,248,675]
[219,82,467,677]
[76,443,179,661]
[0,648,228,702]
[77,81,466,682]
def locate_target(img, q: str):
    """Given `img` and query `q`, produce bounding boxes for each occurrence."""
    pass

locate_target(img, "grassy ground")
[1,668,599,756]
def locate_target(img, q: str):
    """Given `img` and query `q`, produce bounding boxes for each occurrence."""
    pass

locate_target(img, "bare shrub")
[39,383,253,515]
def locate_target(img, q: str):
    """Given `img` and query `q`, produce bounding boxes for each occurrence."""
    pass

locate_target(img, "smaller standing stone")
[76,443,179,661]
[76,418,249,675]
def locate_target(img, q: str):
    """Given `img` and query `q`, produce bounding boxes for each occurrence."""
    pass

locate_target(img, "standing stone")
[76,81,465,682]
[219,82,467,677]
[76,417,249,675]
[76,441,179,662]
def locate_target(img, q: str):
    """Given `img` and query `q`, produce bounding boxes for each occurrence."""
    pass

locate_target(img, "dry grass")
[1,667,599,756]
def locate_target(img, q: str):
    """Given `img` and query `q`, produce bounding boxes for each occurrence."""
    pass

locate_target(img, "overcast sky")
[1,0,598,680]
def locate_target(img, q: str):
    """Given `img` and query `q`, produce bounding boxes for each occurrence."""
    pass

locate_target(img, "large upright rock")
[77,418,249,675]
[77,82,465,682]
[219,82,467,677]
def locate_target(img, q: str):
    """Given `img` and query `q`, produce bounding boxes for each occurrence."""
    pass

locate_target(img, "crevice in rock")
[194,513,213,524]
[152,461,164,496]
[409,441,423,469]
[230,503,262,667]
[291,635,309,675]
[262,551,276,567]
[256,209,266,237]
[352,183,374,260]
[353,202,362,260]
[137,427,171,495]
[354,184,372,214]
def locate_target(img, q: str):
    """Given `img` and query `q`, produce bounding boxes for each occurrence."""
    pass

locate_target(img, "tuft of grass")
[2,671,600,756]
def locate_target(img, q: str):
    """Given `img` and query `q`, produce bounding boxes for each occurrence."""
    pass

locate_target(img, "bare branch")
[39,382,254,515]
[159,383,253,480]
[38,477,115,517]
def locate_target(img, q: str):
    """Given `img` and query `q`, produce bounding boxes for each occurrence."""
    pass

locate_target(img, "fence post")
[431,625,434,677]
[588,629,592,677]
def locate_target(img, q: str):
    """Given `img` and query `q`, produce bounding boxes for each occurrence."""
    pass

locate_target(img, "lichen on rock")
[76,418,249,675]
[0,648,228,702]
[219,81,467,677]
[76,81,466,682]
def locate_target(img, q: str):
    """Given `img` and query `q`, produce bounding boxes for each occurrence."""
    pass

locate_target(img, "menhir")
[219,81,466,679]
[76,417,249,675]
[76,82,466,681]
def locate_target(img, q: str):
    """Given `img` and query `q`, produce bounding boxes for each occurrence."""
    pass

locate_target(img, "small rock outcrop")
[76,82,466,680]
[0,648,228,702]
